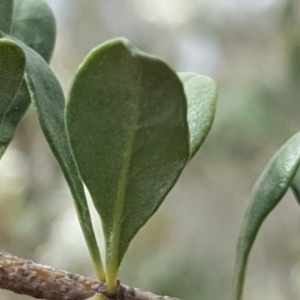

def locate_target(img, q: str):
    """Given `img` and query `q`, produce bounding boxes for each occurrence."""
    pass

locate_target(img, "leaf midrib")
[108,69,143,271]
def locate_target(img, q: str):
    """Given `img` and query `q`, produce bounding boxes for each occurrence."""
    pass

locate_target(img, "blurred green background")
[1,0,300,299]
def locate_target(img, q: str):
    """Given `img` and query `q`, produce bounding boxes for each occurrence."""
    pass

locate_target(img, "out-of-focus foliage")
[0,0,56,160]
[1,1,300,300]
[233,132,300,300]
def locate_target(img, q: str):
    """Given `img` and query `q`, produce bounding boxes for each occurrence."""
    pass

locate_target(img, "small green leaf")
[178,72,217,159]
[0,0,56,159]
[0,84,30,157]
[291,170,300,206]
[232,131,300,300]
[12,0,56,62]
[0,38,25,124]
[66,38,190,292]
[0,0,14,34]
[1,32,105,282]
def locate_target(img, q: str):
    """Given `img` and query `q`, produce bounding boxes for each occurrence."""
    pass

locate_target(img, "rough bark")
[0,250,179,300]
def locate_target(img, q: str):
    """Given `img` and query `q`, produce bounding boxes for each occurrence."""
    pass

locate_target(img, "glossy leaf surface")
[0,32,105,282]
[232,131,300,300]
[178,72,217,159]
[0,0,56,159]
[0,0,13,33]
[66,38,190,291]
[0,38,25,125]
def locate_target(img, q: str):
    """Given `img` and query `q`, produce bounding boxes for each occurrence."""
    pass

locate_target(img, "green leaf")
[291,170,300,206]
[0,0,56,159]
[0,0,14,34]
[12,0,56,62]
[66,38,190,292]
[0,84,30,157]
[178,72,217,159]
[0,32,106,282]
[0,38,25,124]
[232,131,300,300]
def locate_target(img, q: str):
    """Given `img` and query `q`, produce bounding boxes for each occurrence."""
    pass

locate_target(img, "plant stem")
[0,249,180,300]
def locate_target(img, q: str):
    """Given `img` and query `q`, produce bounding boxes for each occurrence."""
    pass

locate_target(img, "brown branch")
[0,250,179,300]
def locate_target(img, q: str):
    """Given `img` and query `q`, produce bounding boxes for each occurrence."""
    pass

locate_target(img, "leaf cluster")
[0,0,217,293]
[3,2,299,299]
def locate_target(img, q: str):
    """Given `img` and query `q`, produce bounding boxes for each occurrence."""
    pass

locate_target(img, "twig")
[0,249,179,300]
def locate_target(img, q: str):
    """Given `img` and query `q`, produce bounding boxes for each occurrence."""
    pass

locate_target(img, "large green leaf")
[232,131,300,300]
[0,0,56,159]
[0,38,25,124]
[178,72,217,159]
[66,38,190,291]
[0,32,105,282]
[0,0,13,34]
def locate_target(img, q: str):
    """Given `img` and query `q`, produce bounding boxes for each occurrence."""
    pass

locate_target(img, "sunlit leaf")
[0,0,56,159]
[178,72,217,159]
[232,131,300,300]
[66,38,190,292]
[0,38,25,125]
[0,32,106,282]
[0,0,13,34]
